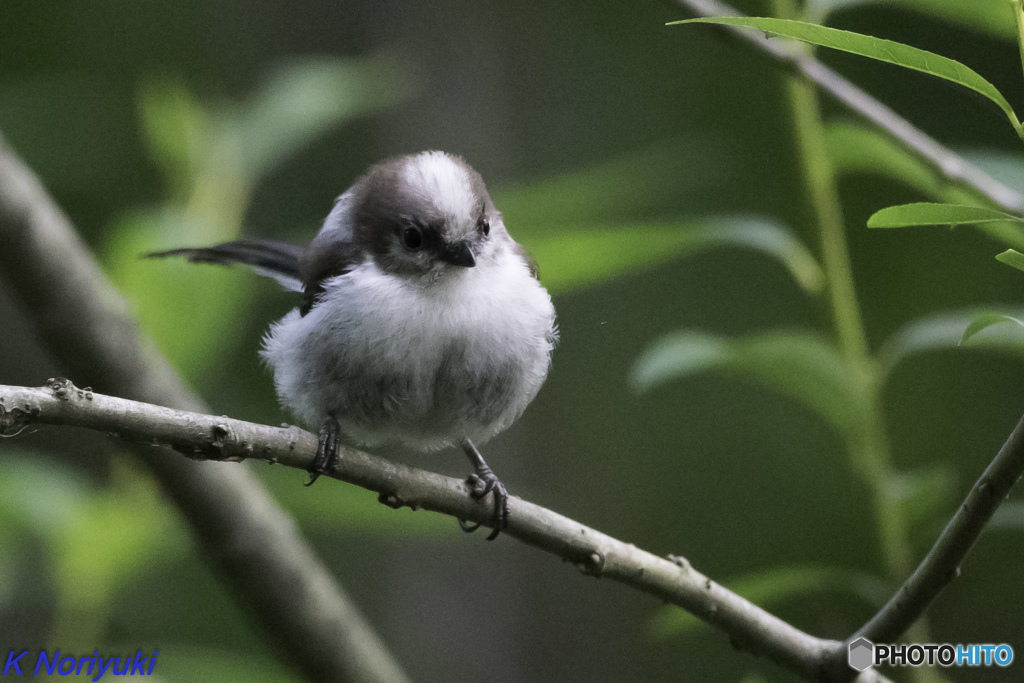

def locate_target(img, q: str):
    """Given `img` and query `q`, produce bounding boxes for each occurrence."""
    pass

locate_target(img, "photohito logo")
[848,638,874,672]
[847,638,1013,671]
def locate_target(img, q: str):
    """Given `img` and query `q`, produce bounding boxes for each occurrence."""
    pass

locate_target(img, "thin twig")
[0,133,409,683]
[812,409,1024,680]
[0,380,897,683]
[850,411,1024,636]
[671,0,1024,212]
[668,3,1024,675]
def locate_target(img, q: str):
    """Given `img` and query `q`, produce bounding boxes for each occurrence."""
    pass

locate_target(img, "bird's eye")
[403,226,423,250]
[477,218,490,236]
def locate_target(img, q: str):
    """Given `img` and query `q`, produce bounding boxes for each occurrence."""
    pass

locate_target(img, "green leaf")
[826,123,983,204]
[492,135,732,239]
[885,466,957,533]
[138,78,208,199]
[0,454,184,647]
[977,222,1024,251]
[0,455,90,535]
[104,209,256,382]
[867,203,1024,230]
[996,248,1024,273]
[878,308,1024,379]
[235,55,413,182]
[527,217,824,295]
[631,331,871,443]
[135,56,412,240]
[125,59,413,380]
[650,565,886,639]
[828,123,953,200]
[669,17,1022,133]
[962,312,1024,344]
[809,0,1015,40]
[53,486,181,613]
[827,131,1024,249]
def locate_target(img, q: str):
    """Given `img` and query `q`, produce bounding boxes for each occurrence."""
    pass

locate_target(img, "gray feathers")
[147,239,306,293]
[148,151,556,454]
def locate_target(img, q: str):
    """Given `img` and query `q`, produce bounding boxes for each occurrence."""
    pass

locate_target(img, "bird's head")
[353,151,504,278]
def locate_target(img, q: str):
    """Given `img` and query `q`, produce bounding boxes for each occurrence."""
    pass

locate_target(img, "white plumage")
[261,245,556,451]
[151,151,554,534]
[261,151,557,453]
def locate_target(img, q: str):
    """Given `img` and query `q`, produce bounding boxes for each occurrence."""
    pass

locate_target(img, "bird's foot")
[306,415,341,486]
[459,440,508,541]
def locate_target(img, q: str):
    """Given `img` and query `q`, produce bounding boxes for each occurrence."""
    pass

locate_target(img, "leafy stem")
[670,13,1024,143]
[770,0,936,674]
[770,0,894,556]
[783,60,869,365]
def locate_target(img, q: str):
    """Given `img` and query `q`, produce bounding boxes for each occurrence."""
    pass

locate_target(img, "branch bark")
[667,3,1024,675]
[0,380,897,683]
[851,411,1024,638]
[0,133,409,683]
[809,409,1024,680]
[672,0,1024,213]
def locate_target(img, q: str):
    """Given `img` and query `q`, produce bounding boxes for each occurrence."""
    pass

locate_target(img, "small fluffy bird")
[150,152,558,539]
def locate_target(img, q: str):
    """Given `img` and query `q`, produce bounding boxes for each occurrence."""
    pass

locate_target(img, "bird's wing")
[297,234,364,316]
[146,239,305,292]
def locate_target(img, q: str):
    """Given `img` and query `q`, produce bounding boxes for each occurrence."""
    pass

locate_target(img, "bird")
[148,151,558,539]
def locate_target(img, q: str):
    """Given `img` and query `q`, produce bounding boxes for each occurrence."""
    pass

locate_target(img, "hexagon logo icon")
[848,637,874,672]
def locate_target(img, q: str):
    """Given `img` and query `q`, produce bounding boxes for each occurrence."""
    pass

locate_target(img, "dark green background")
[1,1,1022,681]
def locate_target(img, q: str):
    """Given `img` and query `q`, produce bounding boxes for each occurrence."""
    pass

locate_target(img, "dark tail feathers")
[147,239,304,290]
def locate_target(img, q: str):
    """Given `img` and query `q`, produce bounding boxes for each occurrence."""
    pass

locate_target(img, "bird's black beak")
[439,240,476,268]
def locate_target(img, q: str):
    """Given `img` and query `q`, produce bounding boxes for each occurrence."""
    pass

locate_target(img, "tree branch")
[852,411,1024,638]
[671,0,1024,212]
[808,409,1024,680]
[0,380,896,683]
[0,133,409,683]
[666,4,1024,675]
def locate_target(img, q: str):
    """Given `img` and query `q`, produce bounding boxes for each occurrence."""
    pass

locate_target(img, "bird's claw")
[306,415,341,486]
[465,472,494,497]
[460,466,508,541]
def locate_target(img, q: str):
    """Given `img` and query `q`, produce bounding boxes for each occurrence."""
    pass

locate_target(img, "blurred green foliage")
[648,0,1024,673]
[633,330,872,446]
[0,454,184,650]
[528,217,824,294]
[825,123,971,203]
[808,0,1015,37]
[877,307,1024,377]
[4,0,1024,681]
[670,17,1023,135]
[107,56,412,381]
